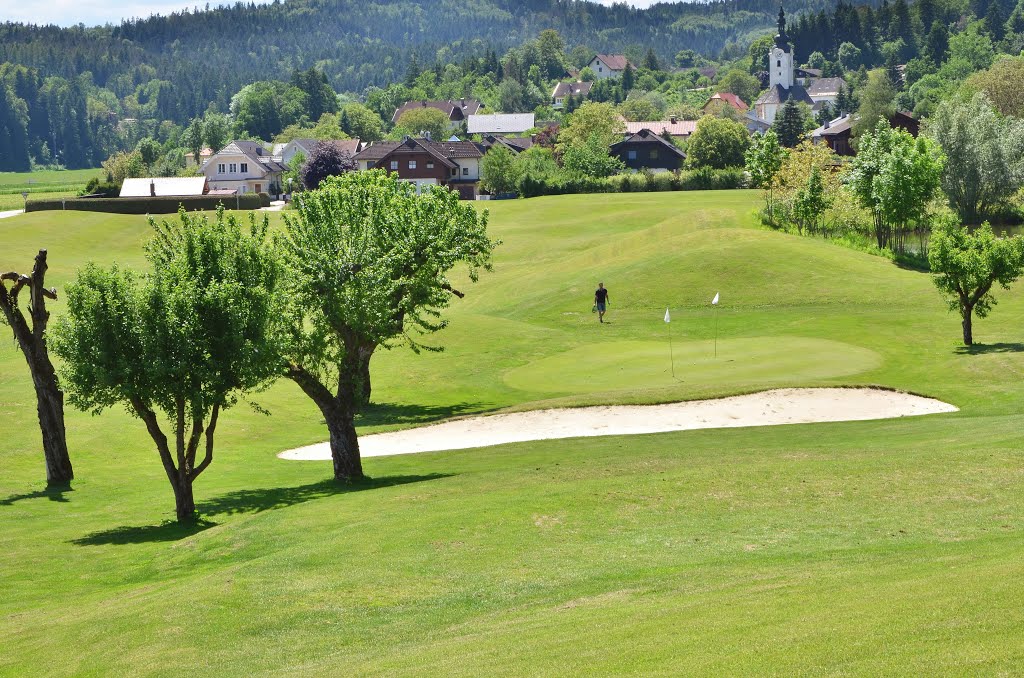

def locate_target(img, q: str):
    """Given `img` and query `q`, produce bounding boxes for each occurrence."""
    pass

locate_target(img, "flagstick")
[668,315,675,378]
[714,305,719,359]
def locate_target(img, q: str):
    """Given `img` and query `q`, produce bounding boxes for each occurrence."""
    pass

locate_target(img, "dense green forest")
[1,0,1022,171]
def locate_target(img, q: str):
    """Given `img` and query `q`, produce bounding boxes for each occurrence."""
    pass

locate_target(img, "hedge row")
[516,167,746,198]
[26,194,264,214]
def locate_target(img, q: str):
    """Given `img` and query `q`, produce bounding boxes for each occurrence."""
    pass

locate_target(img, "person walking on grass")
[594,282,610,323]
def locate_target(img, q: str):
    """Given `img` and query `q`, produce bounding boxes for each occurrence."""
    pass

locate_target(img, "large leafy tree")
[278,171,498,481]
[394,107,450,140]
[480,144,520,194]
[1,250,73,486]
[557,101,625,153]
[929,216,1024,345]
[745,129,788,217]
[560,133,625,178]
[53,210,283,522]
[926,93,1024,224]
[966,57,1024,118]
[686,116,750,169]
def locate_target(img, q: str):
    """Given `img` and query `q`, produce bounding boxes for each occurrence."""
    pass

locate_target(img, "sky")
[1,0,663,28]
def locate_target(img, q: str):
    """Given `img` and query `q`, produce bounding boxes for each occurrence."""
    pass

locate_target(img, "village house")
[587,54,633,80]
[201,140,285,196]
[610,128,686,172]
[184,147,213,169]
[279,138,361,166]
[391,99,484,128]
[702,92,749,115]
[354,136,485,200]
[467,113,535,136]
[811,111,920,156]
[477,134,534,154]
[551,81,593,108]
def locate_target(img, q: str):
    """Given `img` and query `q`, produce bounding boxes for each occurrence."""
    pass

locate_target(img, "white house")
[467,113,535,135]
[551,81,593,108]
[202,140,285,195]
[587,54,632,80]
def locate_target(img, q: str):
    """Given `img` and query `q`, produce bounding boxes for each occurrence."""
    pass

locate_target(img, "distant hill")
[0,0,847,115]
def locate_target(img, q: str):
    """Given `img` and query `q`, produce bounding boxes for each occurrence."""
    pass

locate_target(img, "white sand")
[0,210,24,219]
[278,388,958,461]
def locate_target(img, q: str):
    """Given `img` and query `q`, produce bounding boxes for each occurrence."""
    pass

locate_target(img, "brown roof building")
[354,136,486,200]
[610,128,686,171]
[552,81,594,107]
[703,92,750,114]
[392,99,484,125]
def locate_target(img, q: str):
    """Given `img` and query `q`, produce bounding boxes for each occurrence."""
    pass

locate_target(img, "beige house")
[202,141,285,195]
[587,54,633,80]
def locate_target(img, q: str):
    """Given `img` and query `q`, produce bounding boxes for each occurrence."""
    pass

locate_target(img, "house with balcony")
[354,136,485,199]
[201,141,285,195]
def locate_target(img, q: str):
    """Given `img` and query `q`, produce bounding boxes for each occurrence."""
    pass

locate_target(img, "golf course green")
[2,190,1023,675]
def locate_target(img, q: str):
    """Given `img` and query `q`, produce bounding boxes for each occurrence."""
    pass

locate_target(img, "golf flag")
[664,308,671,323]
[712,292,720,305]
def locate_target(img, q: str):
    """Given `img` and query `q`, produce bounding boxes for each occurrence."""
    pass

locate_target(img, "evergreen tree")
[773,97,807,147]
[643,48,660,71]
[924,21,950,64]
[621,63,635,93]
[986,0,1007,40]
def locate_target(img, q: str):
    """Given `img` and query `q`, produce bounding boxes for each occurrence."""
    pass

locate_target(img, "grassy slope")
[1,191,1023,675]
[0,168,97,211]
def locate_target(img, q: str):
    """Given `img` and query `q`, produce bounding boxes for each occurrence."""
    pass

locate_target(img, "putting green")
[503,337,882,394]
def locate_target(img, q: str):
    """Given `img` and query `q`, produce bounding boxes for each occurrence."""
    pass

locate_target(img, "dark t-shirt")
[595,288,609,303]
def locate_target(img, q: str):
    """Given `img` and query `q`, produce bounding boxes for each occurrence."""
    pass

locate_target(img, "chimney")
[421,100,427,107]
[150,179,156,197]
[670,115,678,124]
[460,98,466,107]
[425,131,432,141]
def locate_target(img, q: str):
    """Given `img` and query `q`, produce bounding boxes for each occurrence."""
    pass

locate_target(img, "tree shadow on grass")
[955,342,1024,355]
[0,484,73,506]
[356,401,489,428]
[70,473,451,546]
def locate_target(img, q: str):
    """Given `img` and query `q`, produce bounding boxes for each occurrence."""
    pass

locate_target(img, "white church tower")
[770,6,794,89]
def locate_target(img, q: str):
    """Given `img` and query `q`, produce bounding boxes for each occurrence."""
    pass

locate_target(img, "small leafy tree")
[561,133,624,178]
[929,215,1024,345]
[557,102,625,153]
[745,129,787,218]
[792,165,831,234]
[279,171,498,481]
[394,107,450,140]
[846,120,945,252]
[299,142,356,190]
[686,116,750,169]
[53,209,283,522]
[1,250,73,486]
[480,144,520,194]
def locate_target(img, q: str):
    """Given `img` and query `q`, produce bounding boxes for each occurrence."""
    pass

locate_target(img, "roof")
[592,54,631,71]
[806,78,847,97]
[355,137,484,168]
[467,113,535,135]
[704,92,749,112]
[624,119,699,137]
[289,138,361,156]
[796,67,823,78]
[392,99,483,124]
[120,177,208,197]
[478,135,534,153]
[812,114,853,139]
[209,141,286,173]
[754,84,814,107]
[552,81,594,99]
[610,129,686,158]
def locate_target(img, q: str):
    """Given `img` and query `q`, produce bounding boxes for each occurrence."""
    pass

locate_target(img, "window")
[217,163,225,174]
[409,160,417,169]
[650,149,659,159]
[427,161,434,169]
[390,160,399,170]
[240,163,248,173]
[598,67,603,72]
[627,150,637,161]
[462,167,469,176]
[451,168,458,176]
[777,60,781,67]
[366,161,375,169]
[229,163,237,173]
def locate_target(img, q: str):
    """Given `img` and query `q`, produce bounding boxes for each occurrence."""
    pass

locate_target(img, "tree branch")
[192,403,220,480]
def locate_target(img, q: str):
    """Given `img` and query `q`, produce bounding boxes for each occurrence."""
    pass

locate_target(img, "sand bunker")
[279,388,957,461]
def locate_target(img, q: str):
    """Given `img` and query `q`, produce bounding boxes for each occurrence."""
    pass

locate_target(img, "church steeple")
[774,5,791,53]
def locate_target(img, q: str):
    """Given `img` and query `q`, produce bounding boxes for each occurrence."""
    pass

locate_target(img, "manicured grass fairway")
[2,191,1023,675]
[0,168,97,211]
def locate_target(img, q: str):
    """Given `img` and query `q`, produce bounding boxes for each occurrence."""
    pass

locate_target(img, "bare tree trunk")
[357,343,376,405]
[0,250,73,486]
[286,363,365,482]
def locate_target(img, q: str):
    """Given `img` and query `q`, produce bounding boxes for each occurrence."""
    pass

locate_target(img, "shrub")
[25,194,263,214]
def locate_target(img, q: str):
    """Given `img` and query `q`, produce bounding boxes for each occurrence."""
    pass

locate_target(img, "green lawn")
[2,191,1023,675]
[0,168,98,211]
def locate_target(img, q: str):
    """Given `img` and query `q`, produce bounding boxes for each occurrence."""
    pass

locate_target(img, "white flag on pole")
[712,292,720,305]
[664,308,671,323]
